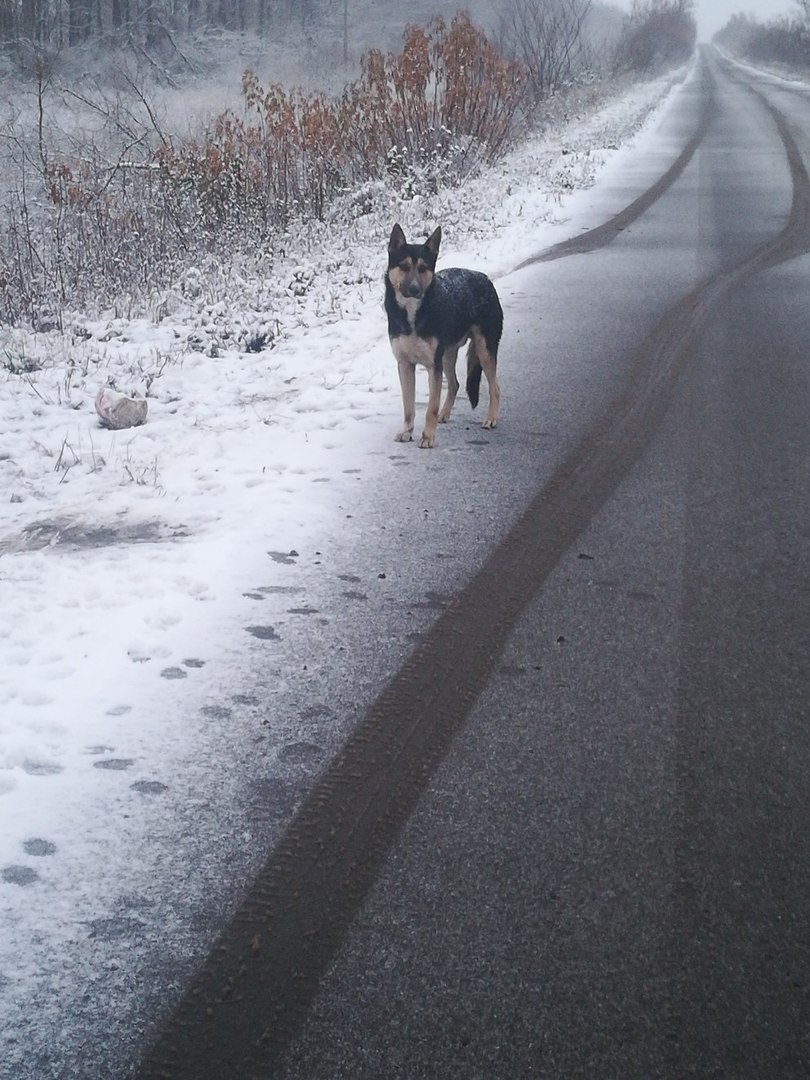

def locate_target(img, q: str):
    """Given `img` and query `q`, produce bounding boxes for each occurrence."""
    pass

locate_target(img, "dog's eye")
[417,262,429,274]
[399,261,411,272]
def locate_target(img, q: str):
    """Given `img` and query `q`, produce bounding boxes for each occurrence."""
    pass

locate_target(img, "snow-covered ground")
[2,62,694,1075]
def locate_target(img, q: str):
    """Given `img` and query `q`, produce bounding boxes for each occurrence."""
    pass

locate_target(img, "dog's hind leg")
[438,345,460,424]
[395,359,416,442]
[419,364,444,448]
[473,328,500,430]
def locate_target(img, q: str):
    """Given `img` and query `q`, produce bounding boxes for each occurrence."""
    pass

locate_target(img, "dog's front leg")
[395,359,416,442]
[419,364,443,449]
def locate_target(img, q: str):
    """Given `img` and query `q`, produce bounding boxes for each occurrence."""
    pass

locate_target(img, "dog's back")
[418,267,502,365]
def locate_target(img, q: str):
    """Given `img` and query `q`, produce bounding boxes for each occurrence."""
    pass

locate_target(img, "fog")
[693,1,797,42]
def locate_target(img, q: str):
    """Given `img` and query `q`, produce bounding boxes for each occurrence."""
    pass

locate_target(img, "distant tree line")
[0,0,330,49]
[714,3,810,68]
[0,0,698,71]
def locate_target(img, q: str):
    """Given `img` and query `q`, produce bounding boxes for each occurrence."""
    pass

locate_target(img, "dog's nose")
[407,280,422,298]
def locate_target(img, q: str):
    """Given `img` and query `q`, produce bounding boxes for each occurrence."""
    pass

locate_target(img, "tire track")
[136,62,810,1080]
[512,58,717,270]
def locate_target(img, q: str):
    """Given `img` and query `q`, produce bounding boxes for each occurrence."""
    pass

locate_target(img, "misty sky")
[690,1,797,41]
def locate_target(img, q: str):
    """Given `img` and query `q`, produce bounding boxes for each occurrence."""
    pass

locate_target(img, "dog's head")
[387,223,441,302]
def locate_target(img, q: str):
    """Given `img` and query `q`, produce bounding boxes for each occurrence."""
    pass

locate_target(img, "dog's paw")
[394,429,414,443]
[482,417,498,430]
[418,432,436,449]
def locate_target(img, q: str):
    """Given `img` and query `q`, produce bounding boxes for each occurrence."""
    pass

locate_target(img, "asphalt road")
[138,49,810,1079]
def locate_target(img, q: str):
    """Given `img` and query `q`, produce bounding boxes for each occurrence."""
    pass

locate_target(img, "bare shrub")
[498,0,594,103]
[613,0,697,74]
[0,14,526,325]
[156,12,527,226]
[346,14,527,186]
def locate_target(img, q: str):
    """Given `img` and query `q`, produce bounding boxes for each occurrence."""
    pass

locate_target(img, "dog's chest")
[389,328,438,370]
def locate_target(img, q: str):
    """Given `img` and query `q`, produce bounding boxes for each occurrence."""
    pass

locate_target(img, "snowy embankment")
[1,62,687,1075]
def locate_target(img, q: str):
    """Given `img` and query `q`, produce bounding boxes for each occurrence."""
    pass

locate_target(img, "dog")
[385,223,503,448]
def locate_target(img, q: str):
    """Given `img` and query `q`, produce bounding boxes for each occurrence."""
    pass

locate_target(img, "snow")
[2,64,690,1075]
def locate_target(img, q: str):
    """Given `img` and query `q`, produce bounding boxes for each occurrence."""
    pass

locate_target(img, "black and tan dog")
[385,223,503,448]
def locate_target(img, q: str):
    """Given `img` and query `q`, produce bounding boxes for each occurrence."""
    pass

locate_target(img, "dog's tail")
[466,342,482,410]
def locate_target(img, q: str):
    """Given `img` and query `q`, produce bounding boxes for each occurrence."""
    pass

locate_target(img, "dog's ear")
[389,223,407,254]
[425,226,442,258]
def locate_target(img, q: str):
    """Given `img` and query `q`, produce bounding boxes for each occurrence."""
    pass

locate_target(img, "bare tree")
[614,0,696,73]
[499,0,593,101]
